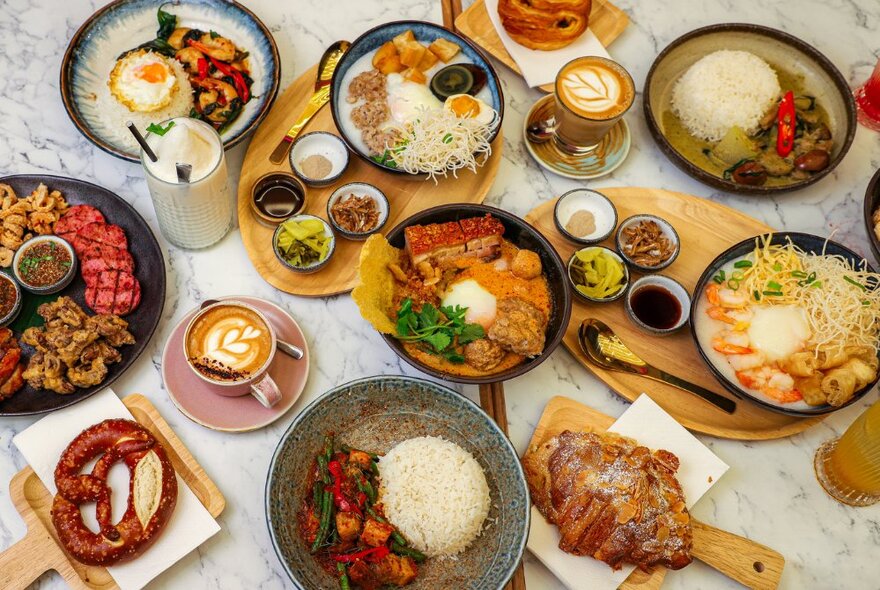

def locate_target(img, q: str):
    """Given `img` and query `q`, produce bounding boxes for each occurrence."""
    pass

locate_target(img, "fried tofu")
[402,67,427,84]
[372,41,405,74]
[348,450,373,469]
[399,42,427,68]
[373,554,419,586]
[429,38,461,62]
[361,518,395,547]
[392,30,416,53]
[416,48,439,71]
[335,512,363,542]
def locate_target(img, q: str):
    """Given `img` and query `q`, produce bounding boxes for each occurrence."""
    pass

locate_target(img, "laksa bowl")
[330,20,504,179]
[691,232,880,417]
[352,204,571,385]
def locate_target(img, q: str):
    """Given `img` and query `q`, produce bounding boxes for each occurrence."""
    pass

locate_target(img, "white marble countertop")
[1,0,879,589]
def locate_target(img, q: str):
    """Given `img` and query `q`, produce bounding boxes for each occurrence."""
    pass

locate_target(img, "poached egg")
[441,279,496,329]
[747,305,811,361]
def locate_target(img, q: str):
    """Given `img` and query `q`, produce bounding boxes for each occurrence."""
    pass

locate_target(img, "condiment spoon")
[578,318,736,414]
[200,299,304,360]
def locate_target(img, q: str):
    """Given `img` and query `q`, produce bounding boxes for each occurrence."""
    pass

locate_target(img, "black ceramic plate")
[863,168,880,264]
[690,232,878,417]
[381,204,572,385]
[0,174,165,415]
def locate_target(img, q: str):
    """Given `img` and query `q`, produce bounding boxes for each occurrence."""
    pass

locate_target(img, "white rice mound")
[671,50,780,143]
[379,436,491,559]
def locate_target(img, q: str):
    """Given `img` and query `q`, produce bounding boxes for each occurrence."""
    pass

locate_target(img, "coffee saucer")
[523,94,631,180]
[162,296,309,432]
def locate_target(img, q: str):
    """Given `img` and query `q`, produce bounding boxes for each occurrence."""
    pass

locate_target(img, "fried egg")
[108,49,179,113]
[385,73,442,125]
[444,94,496,125]
[442,279,496,329]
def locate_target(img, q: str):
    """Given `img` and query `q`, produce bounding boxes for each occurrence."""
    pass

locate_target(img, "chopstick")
[436,7,525,590]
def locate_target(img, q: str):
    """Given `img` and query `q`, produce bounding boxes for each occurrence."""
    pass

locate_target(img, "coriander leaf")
[424,331,452,353]
[440,305,467,326]
[396,316,413,337]
[457,323,485,345]
[442,350,465,364]
[418,303,439,327]
[146,121,175,136]
[397,298,413,319]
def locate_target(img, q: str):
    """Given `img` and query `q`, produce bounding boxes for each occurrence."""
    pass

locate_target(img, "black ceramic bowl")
[690,232,879,416]
[644,23,856,195]
[863,168,880,264]
[382,204,571,384]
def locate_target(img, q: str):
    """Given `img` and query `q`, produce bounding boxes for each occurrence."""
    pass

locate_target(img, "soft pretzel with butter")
[498,0,592,51]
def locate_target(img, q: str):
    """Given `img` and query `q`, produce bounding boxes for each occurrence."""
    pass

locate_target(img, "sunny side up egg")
[108,49,179,113]
[385,73,443,125]
[444,94,496,126]
[442,279,497,329]
[747,305,811,361]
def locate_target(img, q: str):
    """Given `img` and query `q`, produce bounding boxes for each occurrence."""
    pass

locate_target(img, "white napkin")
[484,0,611,88]
[13,389,221,590]
[527,394,729,590]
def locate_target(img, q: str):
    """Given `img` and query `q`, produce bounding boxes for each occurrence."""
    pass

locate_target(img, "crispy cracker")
[351,234,400,334]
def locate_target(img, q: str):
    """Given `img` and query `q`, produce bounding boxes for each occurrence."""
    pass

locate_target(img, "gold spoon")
[268,40,351,164]
[578,319,737,414]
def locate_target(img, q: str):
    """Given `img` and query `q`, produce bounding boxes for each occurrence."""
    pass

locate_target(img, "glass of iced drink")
[814,400,880,506]
[855,57,880,132]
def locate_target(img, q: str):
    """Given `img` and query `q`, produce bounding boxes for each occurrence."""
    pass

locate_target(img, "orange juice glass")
[814,400,880,506]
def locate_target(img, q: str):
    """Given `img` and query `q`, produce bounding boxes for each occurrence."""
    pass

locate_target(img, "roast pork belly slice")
[405,215,505,266]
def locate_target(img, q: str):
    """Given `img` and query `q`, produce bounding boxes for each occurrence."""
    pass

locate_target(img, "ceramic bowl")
[272,214,336,274]
[250,173,307,227]
[12,235,78,295]
[690,232,879,416]
[615,214,681,272]
[624,275,690,335]
[265,375,529,590]
[60,0,280,162]
[0,273,22,327]
[554,189,618,245]
[567,246,630,304]
[289,132,350,187]
[330,20,504,177]
[863,167,880,264]
[644,23,855,195]
[326,182,389,240]
[381,204,571,384]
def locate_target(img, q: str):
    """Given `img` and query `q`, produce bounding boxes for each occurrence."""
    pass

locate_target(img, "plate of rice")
[60,0,280,162]
[643,24,855,195]
[265,375,529,590]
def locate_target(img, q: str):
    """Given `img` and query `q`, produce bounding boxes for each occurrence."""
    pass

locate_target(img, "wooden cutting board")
[529,396,785,590]
[237,63,502,297]
[455,0,630,93]
[0,394,225,590]
[525,187,824,440]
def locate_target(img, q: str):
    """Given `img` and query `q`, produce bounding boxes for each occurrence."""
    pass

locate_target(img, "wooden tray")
[0,394,225,590]
[455,0,630,93]
[237,64,502,297]
[525,187,824,440]
[529,396,785,590]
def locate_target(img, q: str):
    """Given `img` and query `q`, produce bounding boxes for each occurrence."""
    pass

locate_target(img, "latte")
[557,57,634,120]
[186,304,273,382]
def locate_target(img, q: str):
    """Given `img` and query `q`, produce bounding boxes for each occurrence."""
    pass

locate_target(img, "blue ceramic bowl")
[690,232,880,417]
[330,20,504,176]
[265,375,529,590]
[61,0,280,162]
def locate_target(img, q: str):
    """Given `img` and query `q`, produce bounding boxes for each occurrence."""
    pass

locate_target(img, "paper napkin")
[13,388,221,590]
[527,394,729,590]
[484,0,611,88]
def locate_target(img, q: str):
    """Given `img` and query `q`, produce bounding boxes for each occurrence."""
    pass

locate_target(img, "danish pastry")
[498,0,592,51]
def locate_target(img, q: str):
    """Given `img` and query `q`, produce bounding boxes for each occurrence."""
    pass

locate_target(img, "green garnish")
[844,276,866,291]
[791,270,807,279]
[442,133,453,144]
[712,276,724,285]
[146,121,175,136]
[210,30,220,39]
[766,280,782,291]
[395,298,485,363]
[753,290,761,301]
[762,290,784,297]
[772,263,782,272]
[156,3,177,40]
[727,279,740,290]
[733,260,753,269]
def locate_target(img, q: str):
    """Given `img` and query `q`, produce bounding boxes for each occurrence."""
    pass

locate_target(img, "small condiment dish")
[615,214,681,273]
[554,189,618,245]
[272,214,336,274]
[12,235,77,295]
[0,273,22,327]
[625,275,691,335]
[326,182,390,241]
[289,131,349,187]
[567,245,629,304]
[251,173,307,227]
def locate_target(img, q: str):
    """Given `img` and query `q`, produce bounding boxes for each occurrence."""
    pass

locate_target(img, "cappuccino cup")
[553,56,635,153]
[183,300,282,408]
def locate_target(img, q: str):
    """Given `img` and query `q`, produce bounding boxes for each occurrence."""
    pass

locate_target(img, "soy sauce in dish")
[630,286,681,329]
[254,177,305,219]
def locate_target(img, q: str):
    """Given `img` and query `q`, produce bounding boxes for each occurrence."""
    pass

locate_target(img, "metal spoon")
[578,319,736,414]
[526,115,557,144]
[200,299,304,360]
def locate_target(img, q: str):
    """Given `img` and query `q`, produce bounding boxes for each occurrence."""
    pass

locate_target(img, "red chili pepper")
[327,460,361,515]
[197,58,208,80]
[330,546,390,564]
[207,55,249,103]
[776,90,796,158]
[357,492,367,507]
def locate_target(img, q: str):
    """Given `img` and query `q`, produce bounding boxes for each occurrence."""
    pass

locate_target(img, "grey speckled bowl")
[265,375,529,590]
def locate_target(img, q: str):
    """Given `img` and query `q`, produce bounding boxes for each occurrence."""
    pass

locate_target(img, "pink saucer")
[162,296,309,432]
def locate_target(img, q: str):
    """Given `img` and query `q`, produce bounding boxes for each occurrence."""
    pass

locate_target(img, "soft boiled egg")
[109,49,180,113]
[747,305,811,361]
[442,279,496,329]
[444,94,496,125]
[385,73,442,126]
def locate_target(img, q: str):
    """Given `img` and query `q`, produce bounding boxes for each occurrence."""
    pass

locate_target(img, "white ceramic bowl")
[624,275,691,335]
[615,214,681,272]
[326,183,390,240]
[567,245,629,304]
[554,189,618,244]
[289,132,350,187]
[272,214,336,274]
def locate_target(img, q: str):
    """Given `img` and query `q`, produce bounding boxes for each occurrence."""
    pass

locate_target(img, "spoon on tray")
[200,299,304,360]
[578,318,736,414]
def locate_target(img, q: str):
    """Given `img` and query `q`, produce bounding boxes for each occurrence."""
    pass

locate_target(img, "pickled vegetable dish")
[275,217,332,268]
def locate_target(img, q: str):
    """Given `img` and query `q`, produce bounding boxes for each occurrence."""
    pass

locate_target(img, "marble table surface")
[1,0,879,588]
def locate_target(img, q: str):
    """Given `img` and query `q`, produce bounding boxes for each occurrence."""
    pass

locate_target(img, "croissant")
[498,0,592,51]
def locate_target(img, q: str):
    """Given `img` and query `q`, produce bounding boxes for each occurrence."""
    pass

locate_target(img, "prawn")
[707,306,753,326]
[712,330,752,355]
[175,46,204,72]
[736,367,803,403]
[195,78,240,123]
[191,31,236,62]
[706,283,749,308]
[167,27,191,50]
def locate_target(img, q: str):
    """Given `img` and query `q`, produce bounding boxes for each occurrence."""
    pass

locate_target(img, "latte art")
[556,58,634,121]
[186,304,273,382]
[203,319,264,370]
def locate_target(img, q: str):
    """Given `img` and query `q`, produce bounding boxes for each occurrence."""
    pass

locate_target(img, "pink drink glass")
[855,57,880,132]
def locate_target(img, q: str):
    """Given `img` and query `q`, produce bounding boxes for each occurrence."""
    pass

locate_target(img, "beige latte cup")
[553,56,635,153]
[183,300,283,408]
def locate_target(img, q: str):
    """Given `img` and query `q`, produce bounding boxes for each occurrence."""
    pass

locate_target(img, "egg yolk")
[448,95,480,119]
[136,62,169,84]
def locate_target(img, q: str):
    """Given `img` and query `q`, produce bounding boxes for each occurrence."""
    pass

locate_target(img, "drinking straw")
[126,121,158,162]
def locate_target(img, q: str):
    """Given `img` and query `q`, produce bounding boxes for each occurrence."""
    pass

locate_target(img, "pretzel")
[498,0,592,51]
[51,419,178,566]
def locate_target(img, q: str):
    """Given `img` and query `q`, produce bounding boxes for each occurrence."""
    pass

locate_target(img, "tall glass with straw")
[814,399,880,506]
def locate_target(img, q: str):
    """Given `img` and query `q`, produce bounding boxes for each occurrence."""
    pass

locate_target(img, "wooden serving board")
[237,64,502,297]
[529,396,785,590]
[0,394,225,590]
[455,0,630,93]
[525,187,824,440]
